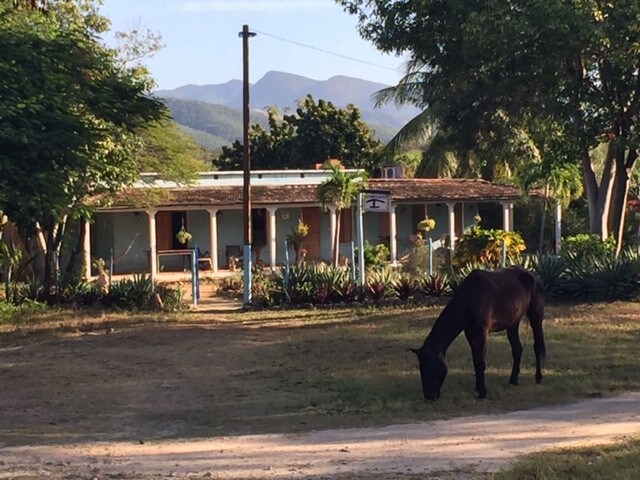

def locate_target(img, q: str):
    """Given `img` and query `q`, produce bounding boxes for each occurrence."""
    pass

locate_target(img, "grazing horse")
[412,267,545,400]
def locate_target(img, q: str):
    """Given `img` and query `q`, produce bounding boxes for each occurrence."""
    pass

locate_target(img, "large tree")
[338,0,640,246]
[217,95,386,172]
[0,0,167,293]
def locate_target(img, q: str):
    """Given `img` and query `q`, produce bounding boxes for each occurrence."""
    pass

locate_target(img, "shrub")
[453,226,526,268]
[362,241,390,269]
[562,249,640,301]
[561,233,616,260]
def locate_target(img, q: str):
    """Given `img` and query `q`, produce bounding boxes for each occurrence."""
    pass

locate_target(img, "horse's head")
[411,348,448,401]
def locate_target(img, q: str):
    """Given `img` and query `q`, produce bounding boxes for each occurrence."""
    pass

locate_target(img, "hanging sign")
[363,189,391,212]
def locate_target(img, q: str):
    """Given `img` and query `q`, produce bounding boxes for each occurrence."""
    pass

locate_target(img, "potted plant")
[286,219,309,264]
[176,225,192,245]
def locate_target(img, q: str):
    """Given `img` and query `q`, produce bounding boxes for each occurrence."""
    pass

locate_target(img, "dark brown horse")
[412,267,545,400]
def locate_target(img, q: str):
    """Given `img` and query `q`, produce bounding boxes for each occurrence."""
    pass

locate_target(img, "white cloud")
[181,0,330,12]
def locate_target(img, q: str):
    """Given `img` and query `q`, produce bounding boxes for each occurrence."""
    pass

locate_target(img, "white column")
[207,208,219,272]
[502,202,511,231]
[83,219,91,279]
[329,206,337,262]
[389,204,398,264]
[267,207,277,269]
[446,202,456,250]
[459,202,466,233]
[555,201,562,254]
[147,209,157,281]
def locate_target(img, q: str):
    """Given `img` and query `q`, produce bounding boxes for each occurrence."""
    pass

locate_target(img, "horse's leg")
[465,328,488,399]
[527,293,546,384]
[506,326,523,385]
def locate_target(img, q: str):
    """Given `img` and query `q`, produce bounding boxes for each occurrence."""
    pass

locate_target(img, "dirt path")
[3,392,640,479]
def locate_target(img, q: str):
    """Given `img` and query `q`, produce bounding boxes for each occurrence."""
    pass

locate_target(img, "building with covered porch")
[83,170,527,279]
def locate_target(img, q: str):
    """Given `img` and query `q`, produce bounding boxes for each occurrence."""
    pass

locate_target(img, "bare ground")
[2,300,640,479]
[2,393,640,479]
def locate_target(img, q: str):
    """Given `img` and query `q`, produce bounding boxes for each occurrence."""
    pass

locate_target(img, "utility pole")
[239,24,256,306]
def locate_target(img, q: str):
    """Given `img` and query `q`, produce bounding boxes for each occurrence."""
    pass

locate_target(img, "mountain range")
[156,71,420,149]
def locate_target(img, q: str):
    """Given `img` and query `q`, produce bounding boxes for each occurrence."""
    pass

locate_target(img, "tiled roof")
[99,178,535,210]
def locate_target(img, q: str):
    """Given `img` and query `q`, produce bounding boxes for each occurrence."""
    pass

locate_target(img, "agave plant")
[563,249,640,301]
[365,268,398,301]
[528,253,568,300]
[418,272,452,297]
[391,273,418,301]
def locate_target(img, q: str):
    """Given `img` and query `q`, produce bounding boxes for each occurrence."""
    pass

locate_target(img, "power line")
[253,29,397,72]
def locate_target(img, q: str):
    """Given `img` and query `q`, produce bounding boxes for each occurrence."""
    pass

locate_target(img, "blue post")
[191,248,198,307]
[194,243,200,302]
[428,237,433,276]
[501,237,507,268]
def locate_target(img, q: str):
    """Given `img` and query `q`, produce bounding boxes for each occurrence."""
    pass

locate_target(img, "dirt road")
[3,392,640,479]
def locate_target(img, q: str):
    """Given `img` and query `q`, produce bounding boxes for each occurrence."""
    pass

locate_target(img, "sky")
[99,0,407,91]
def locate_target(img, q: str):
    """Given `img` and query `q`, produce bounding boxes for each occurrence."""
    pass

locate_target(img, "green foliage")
[137,119,209,181]
[453,226,526,268]
[162,97,269,148]
[562,234,616,260]
[418,272,452,297]
[391,272,418,301]
[562,249,640,302]
[286,219,310,263]
[362,241,390,268]
[317,165,368,266]
[0,1,166,292]
[365,268,397,301]
[0,298,47,324]
[217,96,386,171]
[59,279,102,306]
[528,254,568,300]
[338,0,640,241]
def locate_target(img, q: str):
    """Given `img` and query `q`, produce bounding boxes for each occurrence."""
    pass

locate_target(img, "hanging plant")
[176,226,192,245]
[417,218,436,232]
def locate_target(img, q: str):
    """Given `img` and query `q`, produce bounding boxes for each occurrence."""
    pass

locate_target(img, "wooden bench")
[156,249,192,271]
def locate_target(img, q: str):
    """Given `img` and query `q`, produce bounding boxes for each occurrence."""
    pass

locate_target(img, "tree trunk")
[64,218,85,280]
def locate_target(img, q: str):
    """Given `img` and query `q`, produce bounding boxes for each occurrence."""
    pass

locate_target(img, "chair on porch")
[197,247,212,270]
[225,245,243,270]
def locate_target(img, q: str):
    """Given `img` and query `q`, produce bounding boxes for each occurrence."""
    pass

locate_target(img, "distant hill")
[158,71,420,147]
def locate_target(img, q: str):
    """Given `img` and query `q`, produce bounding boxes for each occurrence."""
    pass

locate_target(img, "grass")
[494,437,640,479]
[2,300,640,477]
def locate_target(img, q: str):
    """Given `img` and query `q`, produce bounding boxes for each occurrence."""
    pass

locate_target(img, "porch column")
[329,206,337,262]
[502,202,512,231]
[389,204,398,264]
[207,208,219,272]
[446,202,456,250]
[555,201,562,254]
[267,207,277,269]
[147,209,157,281]
[83,219,91,279]
[459,202,466,234]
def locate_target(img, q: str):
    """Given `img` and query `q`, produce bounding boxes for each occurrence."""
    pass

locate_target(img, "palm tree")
[317,165,367,267]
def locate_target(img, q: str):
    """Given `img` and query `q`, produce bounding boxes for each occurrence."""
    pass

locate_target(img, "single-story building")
[84,169,531,279]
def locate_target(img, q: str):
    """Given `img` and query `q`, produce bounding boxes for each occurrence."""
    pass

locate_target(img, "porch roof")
[98,178,533,210]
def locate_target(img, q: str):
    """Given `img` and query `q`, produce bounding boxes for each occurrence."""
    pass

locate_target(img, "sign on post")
[363,189,391,212]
